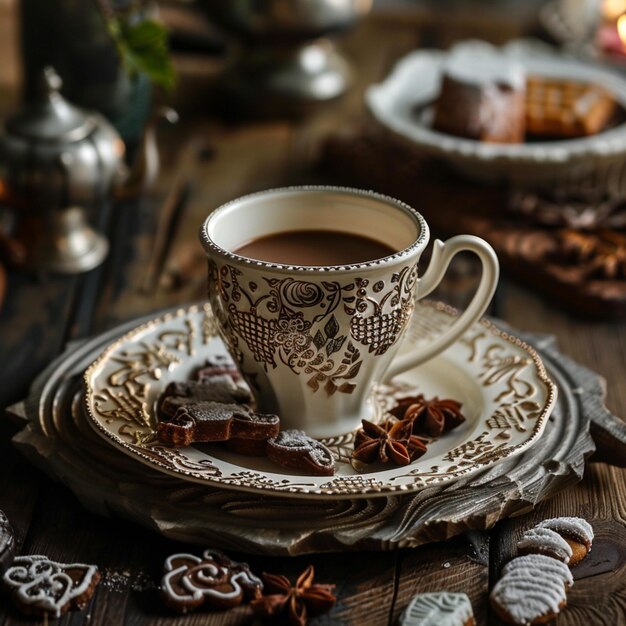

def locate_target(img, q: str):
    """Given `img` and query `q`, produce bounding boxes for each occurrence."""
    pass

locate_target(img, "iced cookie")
[536,517,593,567]
[490,554,573,625]
[400,591,475,626]
[161,549,262,613]
[3,555,100,618]
[517,527,573,564]
[267,430,335,476]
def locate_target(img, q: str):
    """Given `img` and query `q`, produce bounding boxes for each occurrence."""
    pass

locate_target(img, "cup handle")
[384,234,499,381]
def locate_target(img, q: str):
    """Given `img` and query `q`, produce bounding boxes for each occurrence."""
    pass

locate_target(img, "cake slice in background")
[433,52,526,143]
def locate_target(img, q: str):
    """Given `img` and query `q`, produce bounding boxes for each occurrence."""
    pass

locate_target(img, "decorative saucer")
[366,39,626,185]
[83,301,556,499]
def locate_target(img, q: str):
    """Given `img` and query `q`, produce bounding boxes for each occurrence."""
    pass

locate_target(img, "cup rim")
[199,185,429,273]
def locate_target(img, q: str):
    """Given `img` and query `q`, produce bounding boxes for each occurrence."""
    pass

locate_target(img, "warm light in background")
[617,13,626,47]
[604,0,626,20]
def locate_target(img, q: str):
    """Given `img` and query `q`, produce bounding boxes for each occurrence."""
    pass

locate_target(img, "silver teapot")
[0,67,176,273]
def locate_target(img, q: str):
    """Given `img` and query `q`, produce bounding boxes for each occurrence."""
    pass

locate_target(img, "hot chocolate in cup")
[200,186,499,438]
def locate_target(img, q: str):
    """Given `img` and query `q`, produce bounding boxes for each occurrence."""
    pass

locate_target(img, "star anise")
[352,419,427,466]
[392,394,465,437]
[250,566,335,626]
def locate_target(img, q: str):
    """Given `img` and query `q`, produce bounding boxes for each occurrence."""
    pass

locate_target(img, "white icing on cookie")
[400,592,474,626]
[3,555,99,618]
[517,528,573,563]
[161,550,262,612]
[502,554,573,587]
[537,517,594,549]
[492,554,573,624]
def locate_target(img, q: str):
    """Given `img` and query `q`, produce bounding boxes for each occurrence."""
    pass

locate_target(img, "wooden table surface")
[1,9,625,626]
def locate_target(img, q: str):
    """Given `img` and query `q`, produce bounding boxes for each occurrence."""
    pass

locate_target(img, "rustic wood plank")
[391,534,490,625]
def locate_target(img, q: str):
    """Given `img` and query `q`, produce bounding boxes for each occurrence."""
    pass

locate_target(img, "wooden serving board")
[5,307,625,555]
[323,127,626,319]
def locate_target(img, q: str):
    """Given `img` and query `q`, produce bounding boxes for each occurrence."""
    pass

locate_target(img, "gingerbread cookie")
[3,555,100,618]
[0,510,16,575]
[226,411,281,456]
[537,517,593,567]
[161,549,262,613]
[157,402,279,447]
[158,377,253,419]
[490,554,573,625]
[517,527,573,564]
[400,592,475,626]
[267,430,335,476]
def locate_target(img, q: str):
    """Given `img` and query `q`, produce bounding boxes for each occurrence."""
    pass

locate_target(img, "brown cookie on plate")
[157,377,253,419]
[227,412,281,456]
[157,402,279,448]
[267,429,335,476]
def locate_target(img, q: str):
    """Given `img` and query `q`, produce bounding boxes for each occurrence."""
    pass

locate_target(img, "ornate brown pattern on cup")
[208,263,417,396]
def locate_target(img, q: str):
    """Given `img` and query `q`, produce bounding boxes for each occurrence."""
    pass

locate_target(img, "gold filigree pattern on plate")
[83,301,557,499]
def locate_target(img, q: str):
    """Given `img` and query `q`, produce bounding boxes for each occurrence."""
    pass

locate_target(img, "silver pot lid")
[6,67,96,142]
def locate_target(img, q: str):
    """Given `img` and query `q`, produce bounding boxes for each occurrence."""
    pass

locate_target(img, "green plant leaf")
[108,17,175,90]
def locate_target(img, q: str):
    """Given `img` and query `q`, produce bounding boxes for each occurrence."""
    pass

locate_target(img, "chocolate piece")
[230,412,280,440]
[0,510,15,575]
[400,591,475,626]
[157,377,253,419]
[227,437,268,456]
[490,554,572,625]
[3,555,100,618]
[251,566,336,626]
[267,430,335,476]
[160,549,262,613]
[157,403,279,448]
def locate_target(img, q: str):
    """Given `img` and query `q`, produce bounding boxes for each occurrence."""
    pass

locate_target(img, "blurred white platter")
[366,40,626,185]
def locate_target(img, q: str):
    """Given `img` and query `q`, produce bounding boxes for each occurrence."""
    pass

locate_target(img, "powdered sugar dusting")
[101,568,155,593]
[537,517,594,549]
[268,429,334,467]
[517,528,573,563]
[491,554,572,624]
[502,554,573,587]
[269,430,333,467]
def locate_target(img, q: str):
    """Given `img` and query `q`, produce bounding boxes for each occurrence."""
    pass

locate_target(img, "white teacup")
[200,186,499,438]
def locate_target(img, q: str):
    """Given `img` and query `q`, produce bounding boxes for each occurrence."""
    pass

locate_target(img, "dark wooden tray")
[5,306,626,555]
